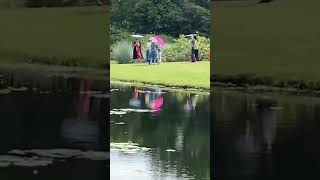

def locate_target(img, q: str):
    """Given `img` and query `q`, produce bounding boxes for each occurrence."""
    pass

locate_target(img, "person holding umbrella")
[154,35,165,63]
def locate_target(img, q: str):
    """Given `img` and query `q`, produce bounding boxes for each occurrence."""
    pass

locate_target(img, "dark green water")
[110,84,210,180]
[0,72,108,180]
[213,90,320,180]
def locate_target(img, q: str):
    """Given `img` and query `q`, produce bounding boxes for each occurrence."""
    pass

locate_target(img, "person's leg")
[146,50,150,64]
[195,49,199,61]
[191,49,195,62]
[159,49,162,63]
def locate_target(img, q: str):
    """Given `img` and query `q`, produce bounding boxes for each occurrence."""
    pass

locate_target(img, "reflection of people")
[236,98,277,153]
[129,87,141,108]
[143,88,163,111]
[78,80,93,116]
[62,79,105,149]
[191,94,197,110]
[184,94,198,112]
[133,40,144,63]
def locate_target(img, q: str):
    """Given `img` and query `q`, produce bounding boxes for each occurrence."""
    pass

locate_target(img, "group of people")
[133,37,163,65]
[132,35,201,64]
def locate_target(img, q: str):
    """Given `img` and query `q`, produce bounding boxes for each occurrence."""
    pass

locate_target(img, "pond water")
[0,72,108,180]
[110,84,210,180]
[213,90,320,180]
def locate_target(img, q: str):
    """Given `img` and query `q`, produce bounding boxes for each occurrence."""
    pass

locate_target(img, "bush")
[113,41,133,64]
[163,35,210,62]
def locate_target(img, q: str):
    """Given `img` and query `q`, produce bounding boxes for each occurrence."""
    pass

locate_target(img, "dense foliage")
[112,35,210,63]
[164,35,210,62]
[111,0,210,37]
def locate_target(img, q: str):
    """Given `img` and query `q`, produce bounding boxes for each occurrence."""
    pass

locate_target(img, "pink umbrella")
[154,36,165,47]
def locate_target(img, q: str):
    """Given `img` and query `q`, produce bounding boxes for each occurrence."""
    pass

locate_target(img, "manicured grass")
[110,61,210,89]
[0,6,108,68]
[212,0,320,82]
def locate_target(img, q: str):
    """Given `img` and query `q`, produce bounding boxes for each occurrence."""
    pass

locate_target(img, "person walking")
[190,35,199,62]
[146,39,152,64]
[149,38,158,64]
[157,47,162,64]
[133,39,144,63]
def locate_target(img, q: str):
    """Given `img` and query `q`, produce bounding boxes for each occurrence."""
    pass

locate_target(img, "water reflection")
[111,84,210,180]
[61,79,107,149]
[0,72,108,179]
[129,86,164,111]
[213,91,320,180]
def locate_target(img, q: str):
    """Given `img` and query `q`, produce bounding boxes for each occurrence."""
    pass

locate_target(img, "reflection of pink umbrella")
[154,36,165,47]
[151,97,164,110]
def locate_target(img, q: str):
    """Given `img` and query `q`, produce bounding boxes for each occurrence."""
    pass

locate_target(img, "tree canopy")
[111,0,210,37]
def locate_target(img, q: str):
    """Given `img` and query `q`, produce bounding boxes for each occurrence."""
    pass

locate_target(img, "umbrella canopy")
[185,34,197,38]
[153,36,166,47]
[131,34,144,38]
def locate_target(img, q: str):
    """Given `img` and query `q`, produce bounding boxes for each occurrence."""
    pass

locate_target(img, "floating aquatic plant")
[110,108,157,115]
[110,142,151,153]
[0,149,108,167]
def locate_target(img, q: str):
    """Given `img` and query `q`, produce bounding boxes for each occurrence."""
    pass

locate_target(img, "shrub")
[163,35,210,62]
[113,41,133,64]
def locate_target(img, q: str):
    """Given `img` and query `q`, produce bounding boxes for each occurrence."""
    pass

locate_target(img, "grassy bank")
[0,6,108,68]
[111,61,210,90]
[212,0,320,90]
[0,62,107,80]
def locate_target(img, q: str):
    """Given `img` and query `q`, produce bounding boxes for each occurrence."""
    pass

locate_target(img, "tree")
[111,0,210,37]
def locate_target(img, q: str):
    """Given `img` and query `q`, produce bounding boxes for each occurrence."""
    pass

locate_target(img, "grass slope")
[0,6,108,68]
[111,62,210,89]
[212,0,320,81]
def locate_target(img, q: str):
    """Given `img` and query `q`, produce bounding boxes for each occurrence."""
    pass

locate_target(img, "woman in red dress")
[133,40,144,63]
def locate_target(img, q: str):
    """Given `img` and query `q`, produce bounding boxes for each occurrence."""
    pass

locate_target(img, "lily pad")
[166,149,176,152]
[110,142,151,153]
[7,86,28,91]
[0,88,11,94]
[110,108,157,115]
[114,122,125,125]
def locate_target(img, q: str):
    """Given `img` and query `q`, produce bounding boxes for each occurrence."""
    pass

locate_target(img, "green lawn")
[0,6,108,68]
[212,0,320,82]
[111,61,210,89]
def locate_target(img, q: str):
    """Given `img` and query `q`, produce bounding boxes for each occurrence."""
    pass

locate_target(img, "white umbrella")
[131,34,144,38]
[185,34,197,37]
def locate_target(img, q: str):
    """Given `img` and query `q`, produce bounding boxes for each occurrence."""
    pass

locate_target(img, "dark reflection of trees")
[110,85,210,179]
[213,91,320,180]
[213,92,279,179]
